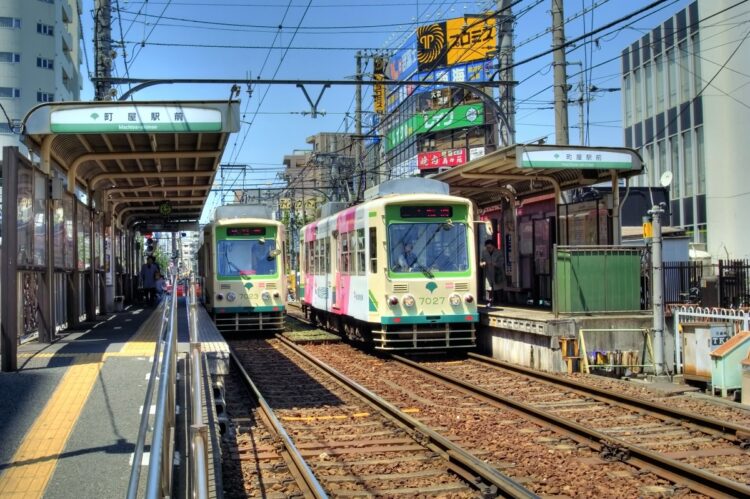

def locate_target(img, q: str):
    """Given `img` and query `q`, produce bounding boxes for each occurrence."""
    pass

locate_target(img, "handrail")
[145,275,179,498]
[187,280,209,499]
[127,291,171,499]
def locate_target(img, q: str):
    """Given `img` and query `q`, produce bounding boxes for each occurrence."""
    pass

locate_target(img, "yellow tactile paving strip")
[0,354,104,499]
[0,309,162,498]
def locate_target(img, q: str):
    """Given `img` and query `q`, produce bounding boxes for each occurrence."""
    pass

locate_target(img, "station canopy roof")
[433,143,644,208]
[22,100,240,229]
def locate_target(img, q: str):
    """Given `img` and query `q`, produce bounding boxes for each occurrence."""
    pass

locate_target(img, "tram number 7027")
[419,296,445,305]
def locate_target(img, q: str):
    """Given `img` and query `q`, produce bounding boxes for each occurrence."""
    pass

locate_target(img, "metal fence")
[719,259,750,309]
[662,261,704,305]
[662,260,750,309]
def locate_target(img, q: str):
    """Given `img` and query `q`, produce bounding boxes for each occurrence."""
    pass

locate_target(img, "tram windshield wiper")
[415,263,434,279]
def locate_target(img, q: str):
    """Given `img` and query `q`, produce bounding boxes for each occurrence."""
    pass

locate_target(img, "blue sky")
[79,0,692,218]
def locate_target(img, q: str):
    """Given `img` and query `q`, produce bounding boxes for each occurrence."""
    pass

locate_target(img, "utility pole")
[649,204,666,376]
[355,52,364,195]
[94,0,113,101]
[551,0,569,145]
[497,0,516,146]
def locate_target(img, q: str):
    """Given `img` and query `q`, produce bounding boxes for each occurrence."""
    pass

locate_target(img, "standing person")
[480,239,503,307]
[139,256,160,306]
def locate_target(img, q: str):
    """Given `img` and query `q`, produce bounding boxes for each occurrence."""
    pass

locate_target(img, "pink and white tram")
[299,178,479,350]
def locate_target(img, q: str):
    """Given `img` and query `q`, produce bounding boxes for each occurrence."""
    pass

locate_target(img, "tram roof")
[22,100,240,229]
[432,143,644,208]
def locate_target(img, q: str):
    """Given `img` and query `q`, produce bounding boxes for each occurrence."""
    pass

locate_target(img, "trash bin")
[114,295,124,312]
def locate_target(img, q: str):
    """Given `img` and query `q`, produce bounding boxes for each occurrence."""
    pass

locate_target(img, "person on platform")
[480,239,503,307]
[397,242,418,271]
[154,271,167,303]
[139,256,160,306]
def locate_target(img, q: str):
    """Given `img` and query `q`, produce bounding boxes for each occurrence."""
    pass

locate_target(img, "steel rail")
[228,346,328,499]
[275,335,538,499]
[468,352,750,440]
[392,354,750,499]
[126,301,170,499]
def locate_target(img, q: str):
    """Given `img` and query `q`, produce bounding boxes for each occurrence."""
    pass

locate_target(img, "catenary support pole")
[497,0,516,146]
[650,204,665,375]
[94,0,113,100]
[551,0,569,145]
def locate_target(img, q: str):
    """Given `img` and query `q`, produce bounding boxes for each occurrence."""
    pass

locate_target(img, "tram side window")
[341,231,350,274]
[369,228,377,274]
[325,237,331,274]
[356,228,365,276]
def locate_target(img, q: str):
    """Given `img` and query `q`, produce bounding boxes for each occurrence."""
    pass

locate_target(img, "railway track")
[227,337,534,498]
[220,363,315,498]
[414,353,750,485]
[284,325,750,498]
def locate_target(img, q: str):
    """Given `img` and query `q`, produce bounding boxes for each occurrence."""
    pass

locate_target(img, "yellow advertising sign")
[416,16,496,71]
[445,17,496,67]
[373,56,386,114]
[279,198,292,210]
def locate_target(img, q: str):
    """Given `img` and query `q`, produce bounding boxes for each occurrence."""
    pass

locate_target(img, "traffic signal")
[146,238,155,254]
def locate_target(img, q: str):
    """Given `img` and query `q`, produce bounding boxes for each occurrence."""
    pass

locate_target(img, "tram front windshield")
[388,223,469,273]
[217,239,277,276]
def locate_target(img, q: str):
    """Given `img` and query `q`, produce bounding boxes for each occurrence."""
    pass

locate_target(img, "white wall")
[700,0,750,259]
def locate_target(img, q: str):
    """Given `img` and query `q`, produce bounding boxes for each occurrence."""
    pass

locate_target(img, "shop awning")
[433,143,644,207]
[22,100,240,228]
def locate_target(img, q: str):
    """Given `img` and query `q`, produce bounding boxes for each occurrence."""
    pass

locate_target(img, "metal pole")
[497,0,516,146]
[94,0,113,101]
[674,309,681,375]
[551,0,569,145]
[1,147,19,372]
[355,52,363,192]
[650,204,665,376]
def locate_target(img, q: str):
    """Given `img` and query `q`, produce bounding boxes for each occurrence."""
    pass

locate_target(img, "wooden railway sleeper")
[600,440,631,462]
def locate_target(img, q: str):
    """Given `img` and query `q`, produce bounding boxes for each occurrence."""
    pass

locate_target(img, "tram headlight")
[261,291,271,301]
[449,293,462,306]
[402,294,416,308]
[464,294,474,303]
[216,293,224,301]
[388,295,399,306]
[226,291,237,302]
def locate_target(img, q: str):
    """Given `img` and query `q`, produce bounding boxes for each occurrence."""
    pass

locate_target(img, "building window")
[679,41,690,102]
[634,69,642,122]
[0,52,20,63]
[645,63,653,119]
[655,55,664,114]
[0,87,21,98]
[682,130,693,197]
[667,48,677,108]
[36,57,54,69]
[36,23,54,36]
[657,139,666,183]
[692,34,702,94]
[0,17,21,29]
[696,126,705,195]
[670,136,680,199]
[624,75,632,126]
[38,0,55,3]
[645,144,654,185]
[37,92,54,102]
[0,122,13,134]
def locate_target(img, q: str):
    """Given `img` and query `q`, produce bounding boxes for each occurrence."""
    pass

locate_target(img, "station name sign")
[517,147,638,170]
[50,105,223,133]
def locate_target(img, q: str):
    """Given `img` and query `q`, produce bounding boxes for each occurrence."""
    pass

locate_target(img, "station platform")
[0,301,226,499]
[477,303,653,372]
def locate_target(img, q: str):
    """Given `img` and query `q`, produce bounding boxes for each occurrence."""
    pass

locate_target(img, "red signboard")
[417,148,467,170]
